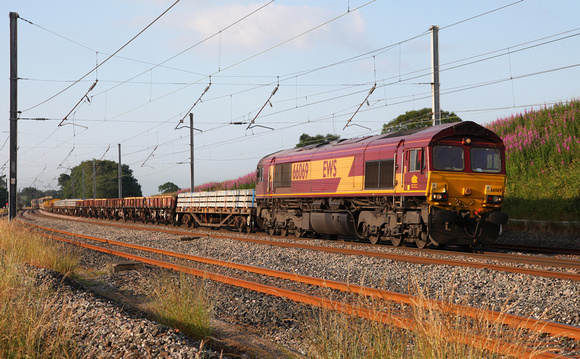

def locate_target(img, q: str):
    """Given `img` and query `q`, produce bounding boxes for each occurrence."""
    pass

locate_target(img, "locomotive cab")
[426,125,508,246]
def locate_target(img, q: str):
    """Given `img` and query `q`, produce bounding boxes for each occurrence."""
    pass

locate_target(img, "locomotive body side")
[255,121,508,247]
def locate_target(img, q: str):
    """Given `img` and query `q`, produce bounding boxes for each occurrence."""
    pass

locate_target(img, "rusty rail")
[34,211,580,281]
[22,220,580,346]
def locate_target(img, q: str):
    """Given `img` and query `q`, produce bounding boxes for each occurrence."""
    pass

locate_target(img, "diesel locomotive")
[254,121,509,248]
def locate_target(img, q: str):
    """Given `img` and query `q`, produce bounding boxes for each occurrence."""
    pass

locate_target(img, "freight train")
[38,121,508,248]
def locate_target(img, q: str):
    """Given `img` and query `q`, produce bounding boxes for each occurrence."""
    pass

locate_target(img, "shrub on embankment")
[178,170,257,193]
[487,99,580,221]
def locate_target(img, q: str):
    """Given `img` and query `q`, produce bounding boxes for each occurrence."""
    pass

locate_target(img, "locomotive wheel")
[294,228,303,238]
[268,227,276,236]
[391,236,403,247]
[280,227,288,237]
[369,235,381,245]
[246,221,253,234]
[415,232,429,249]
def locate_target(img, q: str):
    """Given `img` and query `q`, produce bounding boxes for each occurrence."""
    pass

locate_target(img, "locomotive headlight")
[485,195,503,204]
[432,193,449,202]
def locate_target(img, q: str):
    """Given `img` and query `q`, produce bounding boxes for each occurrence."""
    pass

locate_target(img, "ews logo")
[323,159,337,178]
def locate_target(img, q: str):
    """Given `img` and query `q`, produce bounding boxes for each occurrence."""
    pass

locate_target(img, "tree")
[296,133,340,148]
[19,186,41,207]
[158,182,179,194]
[381,108,461,134]
[58,159,142,199]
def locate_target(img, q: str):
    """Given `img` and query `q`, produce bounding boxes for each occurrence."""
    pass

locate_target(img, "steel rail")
[22,221,580,343]
[24,224,573,359]
[492,243,580,256]
[33,211,580,281]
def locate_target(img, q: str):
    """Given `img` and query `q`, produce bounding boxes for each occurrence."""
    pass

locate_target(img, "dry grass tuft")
[303,274,561,358]
[0,221,80,358]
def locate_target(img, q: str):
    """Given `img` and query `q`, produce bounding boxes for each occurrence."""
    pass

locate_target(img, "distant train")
[37,121,508,248]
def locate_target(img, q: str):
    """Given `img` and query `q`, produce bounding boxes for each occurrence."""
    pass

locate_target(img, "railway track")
[20,218,580,358]
[33,210,580,282]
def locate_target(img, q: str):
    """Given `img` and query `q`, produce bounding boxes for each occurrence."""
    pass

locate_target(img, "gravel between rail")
[20,212,580,357]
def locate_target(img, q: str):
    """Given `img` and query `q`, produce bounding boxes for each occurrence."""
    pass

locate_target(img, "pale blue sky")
[1,0,579,195]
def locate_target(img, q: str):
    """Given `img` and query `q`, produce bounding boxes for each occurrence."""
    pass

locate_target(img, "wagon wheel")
[183,214,192,228]
[369,235,381,245]
[391,235,404,247]
[267,227,276,236]
[236,217,245,233]
[415,232,429,249]
[294,228,303,238]
[246,220,253,234]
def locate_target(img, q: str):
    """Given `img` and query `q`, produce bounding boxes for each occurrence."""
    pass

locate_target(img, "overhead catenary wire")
[21,0,182,113]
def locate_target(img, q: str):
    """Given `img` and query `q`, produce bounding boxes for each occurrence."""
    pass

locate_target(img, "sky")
[1,0,579,196]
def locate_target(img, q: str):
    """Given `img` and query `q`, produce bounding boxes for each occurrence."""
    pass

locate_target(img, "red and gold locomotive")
[254,121,508,248]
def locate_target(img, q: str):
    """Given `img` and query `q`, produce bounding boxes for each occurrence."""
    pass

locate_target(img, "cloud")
[166,2,367,56]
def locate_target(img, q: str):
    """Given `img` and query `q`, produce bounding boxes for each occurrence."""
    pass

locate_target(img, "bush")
[487,99,580,220]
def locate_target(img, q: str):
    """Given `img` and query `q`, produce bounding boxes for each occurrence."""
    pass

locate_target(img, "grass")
[303,276,560,358]
[0,221,80,358]
[141,270,215,340]
[1,221,217,357]
[486,99,580,221]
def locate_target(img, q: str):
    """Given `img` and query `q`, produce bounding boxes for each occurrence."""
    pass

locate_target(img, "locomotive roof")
[257,121,502,164]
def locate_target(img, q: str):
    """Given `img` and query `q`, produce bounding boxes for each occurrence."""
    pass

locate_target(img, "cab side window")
[408,148,424,172]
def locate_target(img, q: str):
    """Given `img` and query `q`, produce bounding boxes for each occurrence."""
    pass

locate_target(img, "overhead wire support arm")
[58,146,75,169]
[59,80,98,127]
[246,83,279,130]
[141,145,158,168]
[343,84,376,130]
[174,78,211,130]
